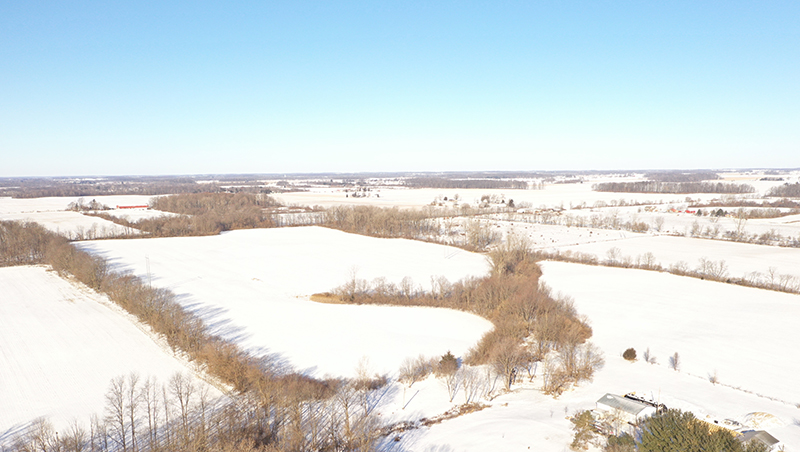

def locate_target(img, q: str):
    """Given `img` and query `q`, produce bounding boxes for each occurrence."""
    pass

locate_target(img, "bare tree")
[169,372,195,444]
[105,376,128,452]
[126,373,141,452]
[139,376,160,450]
[605,247,622,265]
[669,352,680,372]
[491,338,524,391]
[653,216,665,232]
[64,420,88,452]
[643,347,657,365]
[460,366,487,404]
[734,208,748,240]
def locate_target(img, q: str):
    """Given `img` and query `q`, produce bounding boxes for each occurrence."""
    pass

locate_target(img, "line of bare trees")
[7,369,384,452]
[535,248,800,294]
[766,182,800,198]
[1,221,384,452]
[592,181,755,194]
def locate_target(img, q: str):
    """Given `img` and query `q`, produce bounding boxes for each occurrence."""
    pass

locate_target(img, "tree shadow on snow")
[0,420,34,447]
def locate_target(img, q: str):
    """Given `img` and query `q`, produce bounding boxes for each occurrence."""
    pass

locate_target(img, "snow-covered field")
[540,262,800,405]
[79,227,493,378]
[0,195,163,239]
[0,195,155,214]
[379,262,800,451]
[5,176,800,450]
[556,235,800,281]
[0,266,219,440]
[0,211,137,238]
[275,183,727,210]
[0,195,180,238]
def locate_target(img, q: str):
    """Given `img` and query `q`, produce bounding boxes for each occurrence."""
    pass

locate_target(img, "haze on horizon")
[1,1,798,178]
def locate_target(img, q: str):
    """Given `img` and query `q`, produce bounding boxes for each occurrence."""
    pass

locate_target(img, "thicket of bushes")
[92,193,280,237]
[326,235,601,395]
[321,205,443,241]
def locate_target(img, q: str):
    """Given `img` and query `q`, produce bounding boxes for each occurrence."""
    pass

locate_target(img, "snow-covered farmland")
[379,262,800,452]
[555,235,800,282]
[0,266,218,439]
[0,211,137,239]
[0,195,168,239]
[275,183,730,210]
[539,261,800,405]
[79,227,493,378]
[0,195,155,214]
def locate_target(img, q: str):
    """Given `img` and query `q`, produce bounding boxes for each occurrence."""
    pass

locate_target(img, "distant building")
[594,393,658,435]
[738,430,780,449]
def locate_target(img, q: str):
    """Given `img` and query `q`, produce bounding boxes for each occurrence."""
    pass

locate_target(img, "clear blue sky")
[1,1,798,177]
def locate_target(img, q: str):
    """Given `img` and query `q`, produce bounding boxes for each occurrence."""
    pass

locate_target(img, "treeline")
[8,370,383,452]
[0,221,66,267]
[321,205,442,241]
[644,171,720,182]
[766,182,800,198]
[592,181,755,194]
[405,177,528,189]
[1,221,382,451]
[694,197,800,211]
[92,193,281,237]
[324,236,602,395]
[0,180,218,198]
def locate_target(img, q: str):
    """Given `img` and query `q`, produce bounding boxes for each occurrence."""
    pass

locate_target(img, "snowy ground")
[78,227,493,378]
[0,211,138,239]
[0,195,155,213]
[466,216,800,282]
[378,262,800,452]
[0,195,167,238]
[556,235,800,281]
[0,195,182,238]
[275,184,727,210]
[0,266,219,440]
[560,207,800,240]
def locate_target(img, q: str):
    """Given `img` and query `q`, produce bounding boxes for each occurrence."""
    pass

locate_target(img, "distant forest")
[0,178,216,198]
[405,177,529,189]
[593,181,755,194]
[643,171,720,182]
[766,182,800,198]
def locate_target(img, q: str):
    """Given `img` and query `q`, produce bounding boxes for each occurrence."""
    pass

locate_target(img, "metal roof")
[739,430,779,447]
[596,393,652,415]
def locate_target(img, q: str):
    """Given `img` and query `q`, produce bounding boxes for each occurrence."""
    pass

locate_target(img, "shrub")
[436,351,459,377]
[622,348,636,361]
[570,410,598,451]
[605,433,635,452]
